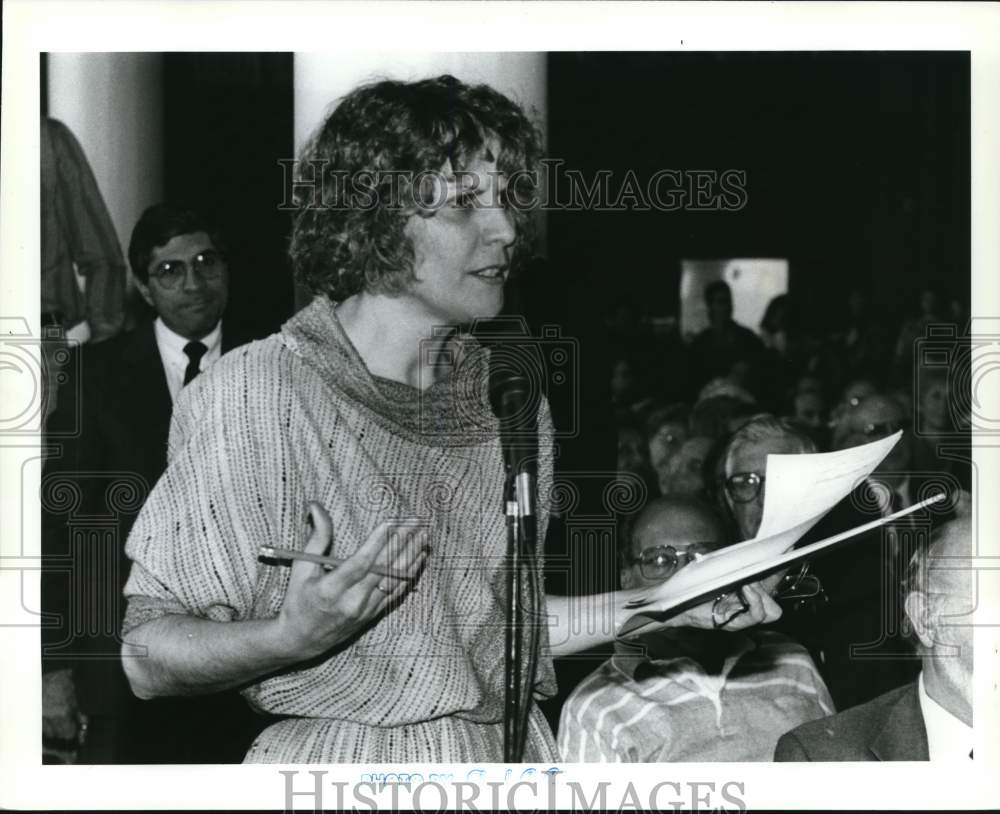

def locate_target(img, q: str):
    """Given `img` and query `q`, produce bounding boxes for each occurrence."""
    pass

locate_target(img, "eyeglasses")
[149,249,226,289]
[725,471,765,504]
[772,563,827,612]
[625,542,713,580]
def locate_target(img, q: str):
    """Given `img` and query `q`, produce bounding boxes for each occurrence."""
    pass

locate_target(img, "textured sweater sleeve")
[122,344,291,635]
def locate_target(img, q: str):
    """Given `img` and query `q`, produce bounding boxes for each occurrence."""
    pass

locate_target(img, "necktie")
[183,341,207,386]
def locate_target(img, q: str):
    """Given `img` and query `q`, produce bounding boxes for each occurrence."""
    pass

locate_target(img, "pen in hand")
[258,545,414,581]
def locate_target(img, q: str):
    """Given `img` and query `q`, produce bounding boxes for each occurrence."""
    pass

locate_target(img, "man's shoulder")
[73,323,157,388]
[562,659,631,717]
[776,682,914,761]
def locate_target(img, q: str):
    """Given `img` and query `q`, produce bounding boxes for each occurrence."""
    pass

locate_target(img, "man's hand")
[274,502,431,660]
[42,668,79,741]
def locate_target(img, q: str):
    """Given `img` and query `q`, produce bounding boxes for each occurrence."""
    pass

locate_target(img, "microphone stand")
[503,460,538,763]
[502,471,523,763]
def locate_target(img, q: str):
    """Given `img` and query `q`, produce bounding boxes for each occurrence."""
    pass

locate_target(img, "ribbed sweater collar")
[280,295,496,447]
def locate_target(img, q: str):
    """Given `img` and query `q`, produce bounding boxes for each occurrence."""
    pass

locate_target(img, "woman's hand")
[275,501,431,660]
[675,581,782,631]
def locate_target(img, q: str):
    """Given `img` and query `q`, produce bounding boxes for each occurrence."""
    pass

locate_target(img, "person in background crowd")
[719,414,817,542]
[558,496,833,762]
[661,436,715,499]
[610,355,656,419]
[42,203,263,763]
[690,394,758,442]
[911,369,971,490]
[41,117,128,420]
[791,389,828,450]
[643,403,690,495]
[689,280,766,397]
[776,515,973,761]
[828,377,879,434]
[830,286,889,385]
[617,416,659,499]
[807,391,955,710]
[894,284,946,382]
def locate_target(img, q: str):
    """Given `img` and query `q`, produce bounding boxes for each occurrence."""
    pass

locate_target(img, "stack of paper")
[617,431,945,638]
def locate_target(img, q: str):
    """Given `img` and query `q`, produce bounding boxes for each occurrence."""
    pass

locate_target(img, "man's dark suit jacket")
[42,319,267,763]
[774,681,929,761]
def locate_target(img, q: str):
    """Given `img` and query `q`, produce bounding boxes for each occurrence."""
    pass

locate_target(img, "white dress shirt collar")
[918,671,973,761]
[153,317,222,402]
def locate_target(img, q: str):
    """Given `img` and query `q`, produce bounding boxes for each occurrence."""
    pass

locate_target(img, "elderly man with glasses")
[776,515,974,761]
[556,495,833,762]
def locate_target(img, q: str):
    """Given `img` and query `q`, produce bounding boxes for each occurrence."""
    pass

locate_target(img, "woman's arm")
[122,503,430,698]
[545,581,782,657]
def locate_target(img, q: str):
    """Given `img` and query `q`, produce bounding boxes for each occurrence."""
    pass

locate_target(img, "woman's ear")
[620,567,638,591]
[904,590,935,650]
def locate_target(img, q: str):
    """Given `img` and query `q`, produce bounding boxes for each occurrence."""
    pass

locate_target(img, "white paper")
[755,430,901,539]
[619,491,946,638]
[619,432,903,632]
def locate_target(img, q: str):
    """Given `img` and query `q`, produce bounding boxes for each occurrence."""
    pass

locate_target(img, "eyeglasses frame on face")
[149,249,227,289]
[725,470,765,504]
[624,542,713,580]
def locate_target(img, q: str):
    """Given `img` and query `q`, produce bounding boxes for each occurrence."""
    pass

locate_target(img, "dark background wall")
[161,53,296,337]
[546,51,970,332]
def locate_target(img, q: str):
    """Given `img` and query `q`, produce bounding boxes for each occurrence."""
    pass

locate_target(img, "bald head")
[622,496,729,590]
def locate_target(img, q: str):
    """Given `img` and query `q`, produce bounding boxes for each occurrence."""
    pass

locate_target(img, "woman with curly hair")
[120,75,779,763]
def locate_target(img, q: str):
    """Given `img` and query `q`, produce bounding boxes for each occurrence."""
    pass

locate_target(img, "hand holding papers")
[616,431,945,638]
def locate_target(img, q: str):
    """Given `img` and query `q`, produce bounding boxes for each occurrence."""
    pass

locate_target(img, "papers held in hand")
[617,431,947,639]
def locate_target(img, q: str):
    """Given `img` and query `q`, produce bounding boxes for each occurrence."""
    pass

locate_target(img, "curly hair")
[290,75,543,301]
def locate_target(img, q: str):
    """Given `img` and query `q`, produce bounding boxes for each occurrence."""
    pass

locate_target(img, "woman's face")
[401,150,516,325]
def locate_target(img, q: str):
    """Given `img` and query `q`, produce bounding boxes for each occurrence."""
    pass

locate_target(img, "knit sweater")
[122,296,558,762]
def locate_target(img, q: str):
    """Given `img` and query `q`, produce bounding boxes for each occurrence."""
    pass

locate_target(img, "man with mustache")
[42,203,263,763]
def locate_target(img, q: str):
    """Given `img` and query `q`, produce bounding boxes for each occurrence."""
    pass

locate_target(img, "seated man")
[557,495,833,762]
[775,515,973,761]
[718,413,816,541]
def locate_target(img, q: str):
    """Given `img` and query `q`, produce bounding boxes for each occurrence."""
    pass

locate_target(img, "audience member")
[792,391,827,448]
[662,436,714,498]
[775,515,972,761]
[610,355,655,419]
[830,286,889,384]
[690,394,757,441]
[41,117,128,420]
[719,414,816,542]
[617,417,659,498]
[558,496,833,761]
[894,285,946,382]
[689,280,766,397]
[644,404,690,495]
[806,392,948,710]
[41,203,265,763]
[911,370,971,489]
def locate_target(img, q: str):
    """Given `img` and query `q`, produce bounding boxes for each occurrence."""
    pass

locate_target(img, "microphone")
[488,364,539,517]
